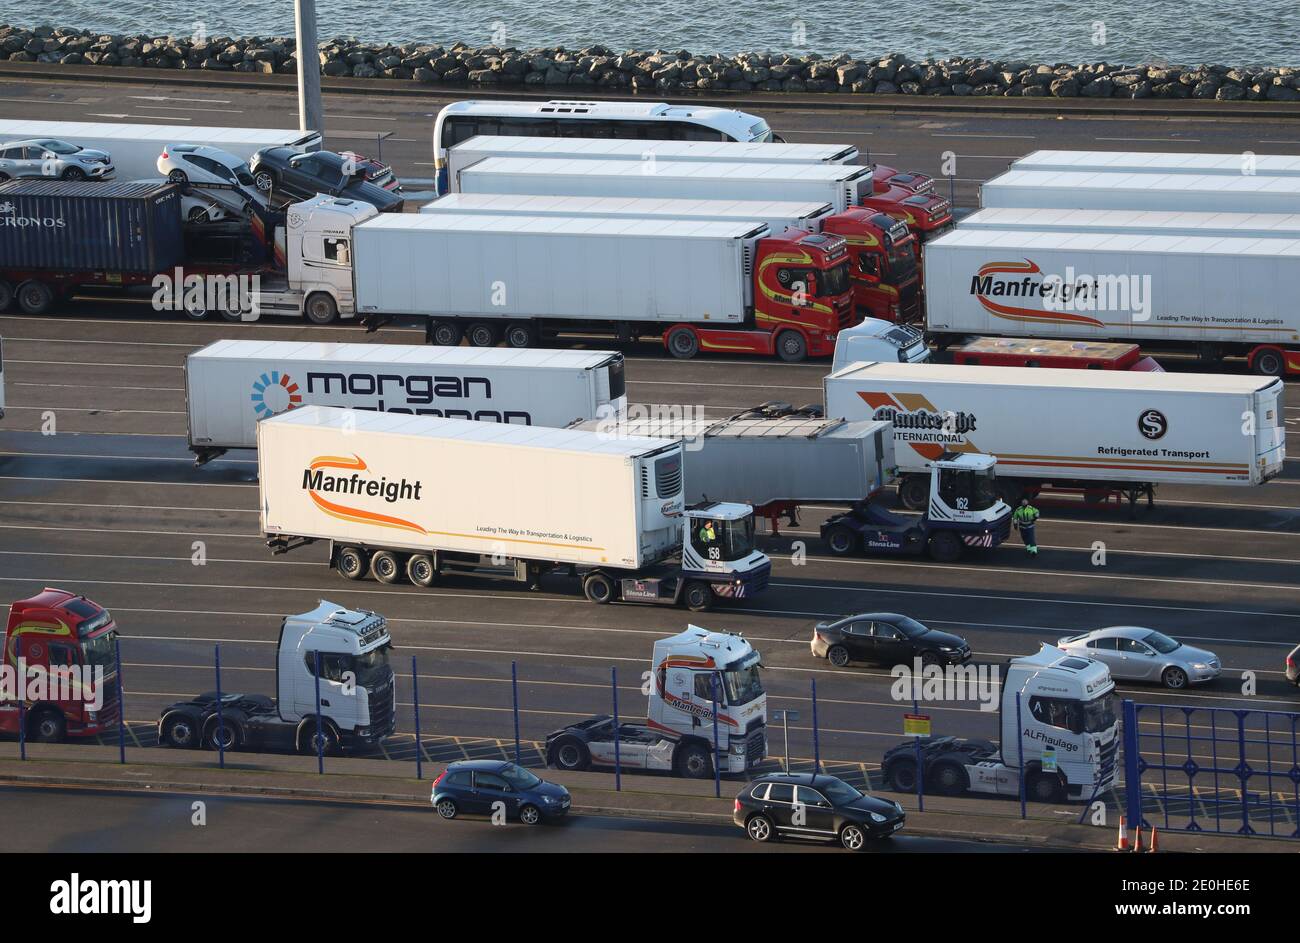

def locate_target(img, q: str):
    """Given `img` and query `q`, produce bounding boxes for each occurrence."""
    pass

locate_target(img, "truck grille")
[745,728,767,767]
[365,671,397,740]
[1098,733,1119,783]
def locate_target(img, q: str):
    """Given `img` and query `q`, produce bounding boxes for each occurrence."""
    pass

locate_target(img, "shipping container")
[454,156,875,213]
[1013,149,1300,177]
[958,207,1300,239]
[980,168,1300,214]
[185,339,628,460]
[0,178,184,273]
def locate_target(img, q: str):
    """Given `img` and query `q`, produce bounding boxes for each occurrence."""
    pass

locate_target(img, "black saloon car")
[734,772,905,850]
[431,760,571,824]
[811,612,971,668]
[249,147,404,211]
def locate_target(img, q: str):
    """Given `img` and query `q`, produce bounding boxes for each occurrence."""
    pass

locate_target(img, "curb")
[3,61,1300,121]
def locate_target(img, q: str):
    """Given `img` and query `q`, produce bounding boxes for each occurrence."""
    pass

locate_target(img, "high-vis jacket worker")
[1012,499,1040,555]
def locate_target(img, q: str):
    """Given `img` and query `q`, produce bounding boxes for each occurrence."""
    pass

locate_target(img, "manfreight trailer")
[185,339,627,463]
[824,361,1286,511]
[258,406,771,610]
[922,227,1300,377]
[980,168,1300,215]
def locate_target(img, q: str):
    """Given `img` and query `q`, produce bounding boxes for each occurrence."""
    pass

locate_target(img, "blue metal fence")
[1123,699,1300,839]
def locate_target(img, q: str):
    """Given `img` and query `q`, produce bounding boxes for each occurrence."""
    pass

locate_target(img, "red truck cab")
[1,588,120,741]
[822,209,922,323]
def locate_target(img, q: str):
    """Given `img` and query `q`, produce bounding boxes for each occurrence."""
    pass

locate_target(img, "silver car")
[0,138,114,181]
[1057,626,1220,689]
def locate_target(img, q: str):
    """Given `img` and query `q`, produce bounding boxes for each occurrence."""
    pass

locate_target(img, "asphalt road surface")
[1,75,1298,847]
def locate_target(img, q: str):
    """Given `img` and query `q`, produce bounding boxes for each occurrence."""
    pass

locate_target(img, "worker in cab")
[1013,498,1040,555]
[699,519,718,546]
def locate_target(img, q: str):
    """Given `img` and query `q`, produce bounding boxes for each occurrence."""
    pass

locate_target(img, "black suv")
[734,772,905,850]
[811,612,971,668]
[249,147,404,212]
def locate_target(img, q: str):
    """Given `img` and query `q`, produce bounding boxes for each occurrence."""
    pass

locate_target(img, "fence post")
[811,677,821,774]
[16,634,25,761]
[913,695,924,812]
[313,649,324,775]
[1122,699,1143,831]
[511,660,521,766]
[214,644,225,769]
[411,655,422,781]
[114,636,125,765]
[610,666,621,792]
[1016,691,1027,820]
[710,672,721,799]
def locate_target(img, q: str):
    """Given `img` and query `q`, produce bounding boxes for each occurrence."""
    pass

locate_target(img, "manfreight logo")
[251,371,303,419]
[856,391,982,461]
[969,259,1151,325]
[301,453,428,534]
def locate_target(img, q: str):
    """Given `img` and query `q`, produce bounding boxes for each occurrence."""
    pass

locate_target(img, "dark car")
[431,759,571,825]
[338,150,402,192]
[1287,643,1300,686]
[248,147,404,211]
[811,612,971,668]
[734,772,905,850]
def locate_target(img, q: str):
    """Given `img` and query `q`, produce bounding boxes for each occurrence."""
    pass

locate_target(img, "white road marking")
[135,104,243,114]
[931,132,1036,139]
[1096,136,1201,143]
[130,95,232,104]
[85,113,192,121]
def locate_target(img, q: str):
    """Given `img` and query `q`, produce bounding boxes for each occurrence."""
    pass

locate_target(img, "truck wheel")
[406,553,437,587]
[429,320,463,346]
[885,757,918,792]
[582,572,616,604]
[304,293,339,325]
[549,736,591,771]
[666,327,700,360]
[683,580,713,612]
[504,321,536,348]
[465,322,500,347]
[161,714,200,748]
[0,280,14,311]
[898,475,929,511]
[16,280,54,315]
[518,803,543,825]
[775,330,808,363]
[827,644,850,668]
[1027,771,1065,804]
[204,719,241,751]
[336,546,369,581]
[30,710,67,743]
[676,743,712,779]
[370,550,404,584]
[824,524,859,557]
[839,823,868,851]
[299,721,340,756]
[746,814,775,842]
[931,761,968,796]
[927,531,963,563]
[1252,347,1286,377]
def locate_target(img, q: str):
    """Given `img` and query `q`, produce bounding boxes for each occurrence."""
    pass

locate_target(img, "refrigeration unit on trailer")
[547,627,767,778]
[184,339,627,463]
[958,207,1300,240]
[922,226,1300,376]
[1012,149,1300,177]
[881,644,1119,803]
[0,119,321,181]
[454,156,876,214]
[825,361,1287,511]
[258,406,771,610]
[980,168,1300,215]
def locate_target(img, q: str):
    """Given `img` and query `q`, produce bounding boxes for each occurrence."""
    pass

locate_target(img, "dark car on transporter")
[734,772,905,850]
[248,147,404,211]
[811,612,972,668]
[431,759,571,825]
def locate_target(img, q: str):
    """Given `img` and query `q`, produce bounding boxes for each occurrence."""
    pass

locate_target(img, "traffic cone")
[1148,825,1159,853]
[1133,824,1144,853]
[1116,815,1129,852]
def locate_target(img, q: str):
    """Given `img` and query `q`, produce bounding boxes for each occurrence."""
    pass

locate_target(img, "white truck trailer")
[453,156,876,214]
[420,192,837,234]
[258,406,771,610]
[1012,149,1300,177]
[921,226,1300,377]
[184,339,626,463]
[0,119,321,181]
[957,206,1300,240]
[824,361,1287,510]
[881,644,1118,803]
[980,168,1300,215]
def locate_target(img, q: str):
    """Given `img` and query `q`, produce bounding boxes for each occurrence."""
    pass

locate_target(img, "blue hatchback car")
[432,760,571,825]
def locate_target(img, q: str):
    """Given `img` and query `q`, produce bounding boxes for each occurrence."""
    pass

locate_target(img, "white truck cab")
[831,318,931,371]
[259,195,380,322]
[679,502,768,598]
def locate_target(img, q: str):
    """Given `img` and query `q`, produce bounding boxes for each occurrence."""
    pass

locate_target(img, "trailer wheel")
[927,531,963,563]
[16,280,54,315]
[504,321,536,349]
[370,550,404,584]
[161,713,200,749]
[406,553,437,587]
[683,580,713,612]
[549,736,591,771]
[898,474,929,511]
[1027,770,1066,804]
[182,295,211,320]
[0,280,13,312]
[827,644,850,668]
[428,320,463,347]
[666,327,700,360]
[1252,347,1286,377]
[885,757,918,792]
[676,743,712,779]
[336,546,369,581]
[824,524,859,557]
[931,760,968,796]
[465,322,500,347]
[775,330,808,363]
[582,572,616,604]
[304,292,339,325]
[29,709,67,743]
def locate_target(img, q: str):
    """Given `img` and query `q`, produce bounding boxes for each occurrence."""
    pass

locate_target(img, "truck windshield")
[351,643,392,686]
[80,632,117,669]
[719,516,756,561]
[888,241,917,281]
[938,467,999,512]
[1081,694,1117,734]
[723,655,764,706]
[818,261,850,297]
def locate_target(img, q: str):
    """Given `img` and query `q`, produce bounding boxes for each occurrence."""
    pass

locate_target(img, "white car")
[0,138,114,181]
[157,143,257,191]
[1057,626,1221,689]
[128,178,234,224]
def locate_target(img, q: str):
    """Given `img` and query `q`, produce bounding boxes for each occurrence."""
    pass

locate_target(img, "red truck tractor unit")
[863,170,954,245]
[1,588,120,742]
[822,209,922,323]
